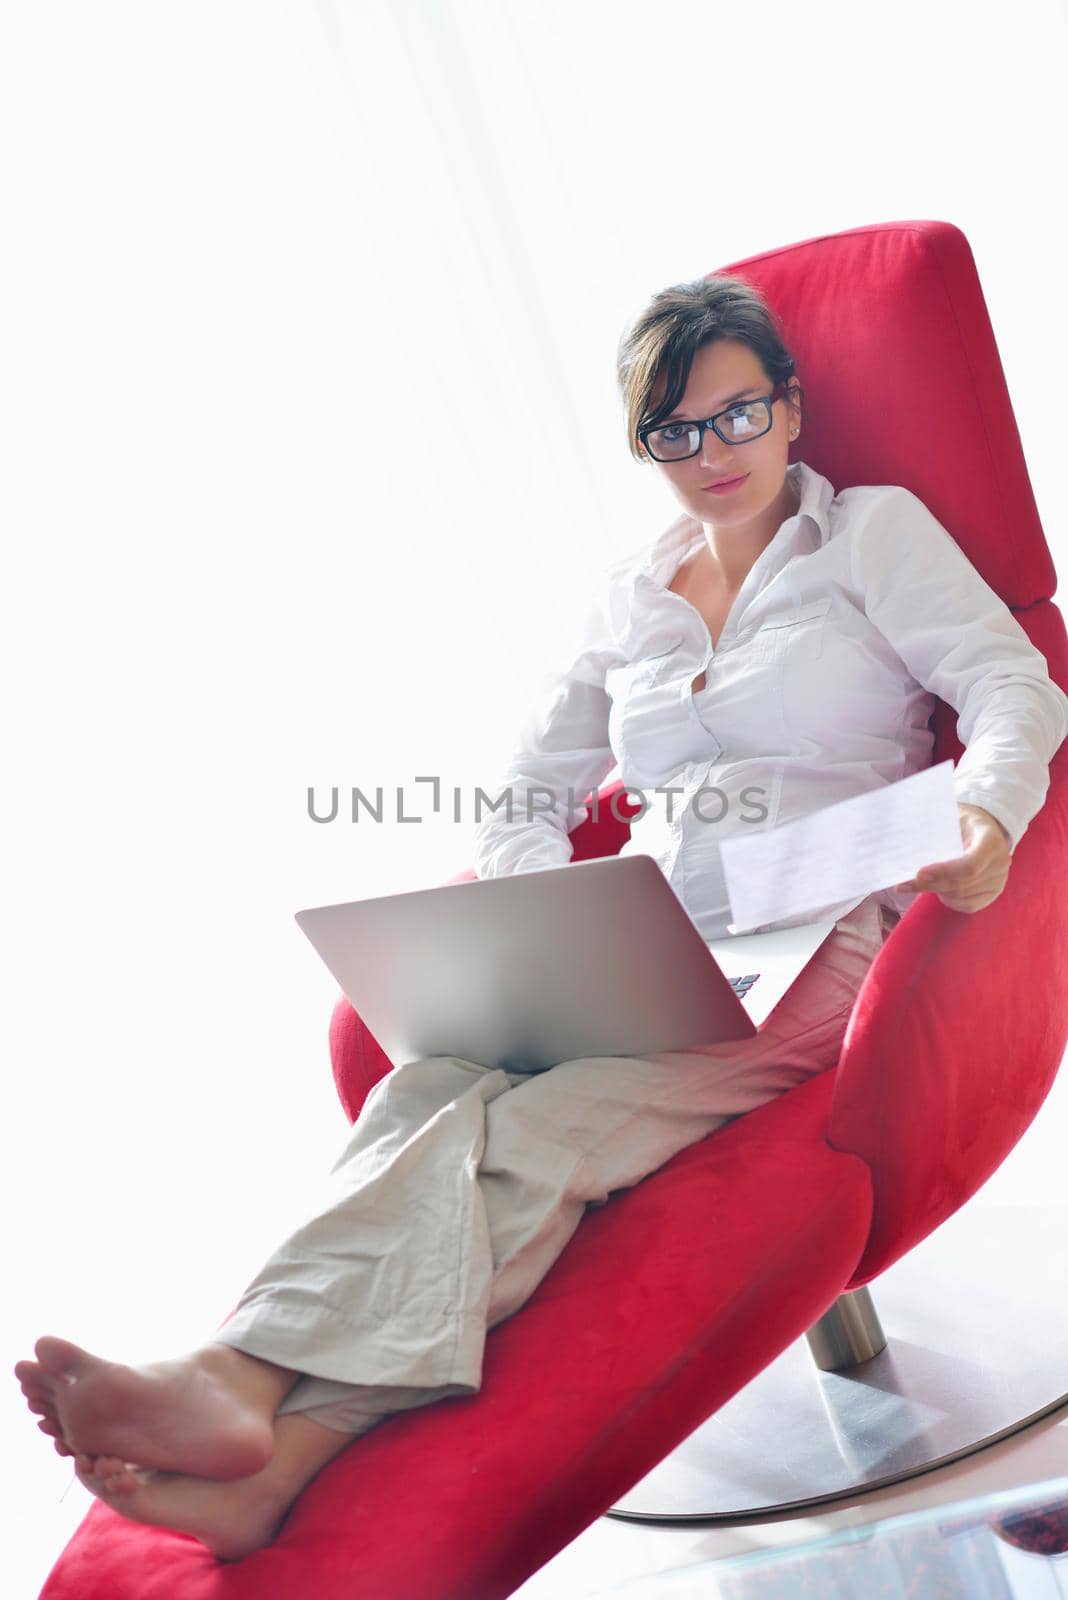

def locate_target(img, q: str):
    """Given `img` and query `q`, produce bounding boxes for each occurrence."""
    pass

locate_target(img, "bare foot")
[72,1414,353,1561]
[15,1337,293,1480]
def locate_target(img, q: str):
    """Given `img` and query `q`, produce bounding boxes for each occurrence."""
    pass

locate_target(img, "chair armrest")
[328,993,393,1123]
[828,744,1068,1284]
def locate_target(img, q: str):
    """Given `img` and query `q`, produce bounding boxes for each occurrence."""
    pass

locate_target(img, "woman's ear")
[786,379,803,439]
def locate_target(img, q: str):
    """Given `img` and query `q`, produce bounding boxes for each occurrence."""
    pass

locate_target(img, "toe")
[53,1438,74,1458]
[35,1337,92,1381]
[93,1455,137,1494]
[103,1470,136,1496]
[117,1465,144,1494]
[18,1375,53,1404]
[37,1416,63,1438]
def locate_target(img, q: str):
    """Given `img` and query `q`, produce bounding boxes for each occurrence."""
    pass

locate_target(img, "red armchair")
[41,221,1068,1598]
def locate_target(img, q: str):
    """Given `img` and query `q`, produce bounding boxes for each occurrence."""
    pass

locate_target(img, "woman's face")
[641,337,800,530]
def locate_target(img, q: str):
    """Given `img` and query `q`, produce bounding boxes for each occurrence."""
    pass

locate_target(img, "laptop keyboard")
[729,972,760,998]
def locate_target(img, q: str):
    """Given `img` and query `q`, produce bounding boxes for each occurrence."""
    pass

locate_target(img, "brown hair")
[616,273,800,462]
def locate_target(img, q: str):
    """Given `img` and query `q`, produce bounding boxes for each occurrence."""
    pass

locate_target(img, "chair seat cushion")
[42,1068,873,1600]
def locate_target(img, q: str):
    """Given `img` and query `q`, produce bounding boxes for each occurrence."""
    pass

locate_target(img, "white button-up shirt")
[473,461,1068,941]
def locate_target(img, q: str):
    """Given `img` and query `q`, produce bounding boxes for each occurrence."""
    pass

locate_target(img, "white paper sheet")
[720,760,965,934]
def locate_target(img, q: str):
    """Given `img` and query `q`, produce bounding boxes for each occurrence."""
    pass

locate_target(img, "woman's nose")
[697,431,736,470]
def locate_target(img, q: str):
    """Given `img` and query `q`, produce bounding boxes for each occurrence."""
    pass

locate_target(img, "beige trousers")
[213,893,895,1435]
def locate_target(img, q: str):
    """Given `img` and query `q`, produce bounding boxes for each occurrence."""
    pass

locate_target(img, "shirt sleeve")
[851,486,1068,852]
[472,570,621,879]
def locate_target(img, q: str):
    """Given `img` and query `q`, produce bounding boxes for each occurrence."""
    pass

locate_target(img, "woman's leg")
[18,1052,524,1477]
[17,1053,515,1471]
[215,1053,520,1396]
[280,893,890,1433]
[17,893,889,1548]
[15,1056,521,1556]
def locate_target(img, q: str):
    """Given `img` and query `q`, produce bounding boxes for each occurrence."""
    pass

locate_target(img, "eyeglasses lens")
[646,401,771,460]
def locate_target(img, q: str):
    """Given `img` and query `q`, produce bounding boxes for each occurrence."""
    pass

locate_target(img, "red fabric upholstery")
[43,219,1068,1600]
[728,219,1054,605]
[833,603,1068,1282]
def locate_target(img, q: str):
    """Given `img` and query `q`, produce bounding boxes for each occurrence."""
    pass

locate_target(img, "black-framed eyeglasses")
[639,383,791,462]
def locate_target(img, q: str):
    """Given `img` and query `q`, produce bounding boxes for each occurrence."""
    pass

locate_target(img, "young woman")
[17,274,1068,1560]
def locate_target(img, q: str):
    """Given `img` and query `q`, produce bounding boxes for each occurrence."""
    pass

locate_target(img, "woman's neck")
[699,474,802,589]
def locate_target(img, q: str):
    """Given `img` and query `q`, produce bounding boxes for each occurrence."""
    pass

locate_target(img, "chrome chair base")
[607,1202,1068,1523]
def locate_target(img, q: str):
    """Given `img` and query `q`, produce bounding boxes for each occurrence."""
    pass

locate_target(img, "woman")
[17,274,1068,1559]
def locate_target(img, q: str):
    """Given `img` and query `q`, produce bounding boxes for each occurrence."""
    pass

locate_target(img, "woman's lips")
[703,473,749,495]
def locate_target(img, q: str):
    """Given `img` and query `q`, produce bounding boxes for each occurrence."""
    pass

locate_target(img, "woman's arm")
[472,576,619,879]
[853,486,1068,911]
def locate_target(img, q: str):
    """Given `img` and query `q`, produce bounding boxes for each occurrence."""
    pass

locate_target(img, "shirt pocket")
[614,633,684,674]
[605,636,685,701]
[754,596,833,664]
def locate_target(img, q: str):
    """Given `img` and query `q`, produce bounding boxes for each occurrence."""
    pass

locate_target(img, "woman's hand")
[894,802,1012,912]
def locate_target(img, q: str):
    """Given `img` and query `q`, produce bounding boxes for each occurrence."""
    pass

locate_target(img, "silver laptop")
[295,855,841,1075]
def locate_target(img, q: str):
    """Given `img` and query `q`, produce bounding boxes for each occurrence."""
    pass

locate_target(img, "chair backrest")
[721,219,1056,609]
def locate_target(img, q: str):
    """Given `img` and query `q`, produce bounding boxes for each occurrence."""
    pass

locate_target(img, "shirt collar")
[635,460,835,589]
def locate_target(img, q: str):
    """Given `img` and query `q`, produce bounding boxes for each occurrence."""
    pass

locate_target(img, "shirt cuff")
[952,786,1019,852]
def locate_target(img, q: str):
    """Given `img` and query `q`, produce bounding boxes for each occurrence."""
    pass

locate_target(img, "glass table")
[598,1475,1068,1597]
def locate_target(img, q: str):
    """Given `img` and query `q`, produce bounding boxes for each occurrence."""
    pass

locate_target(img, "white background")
[3,2,1067,1594]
